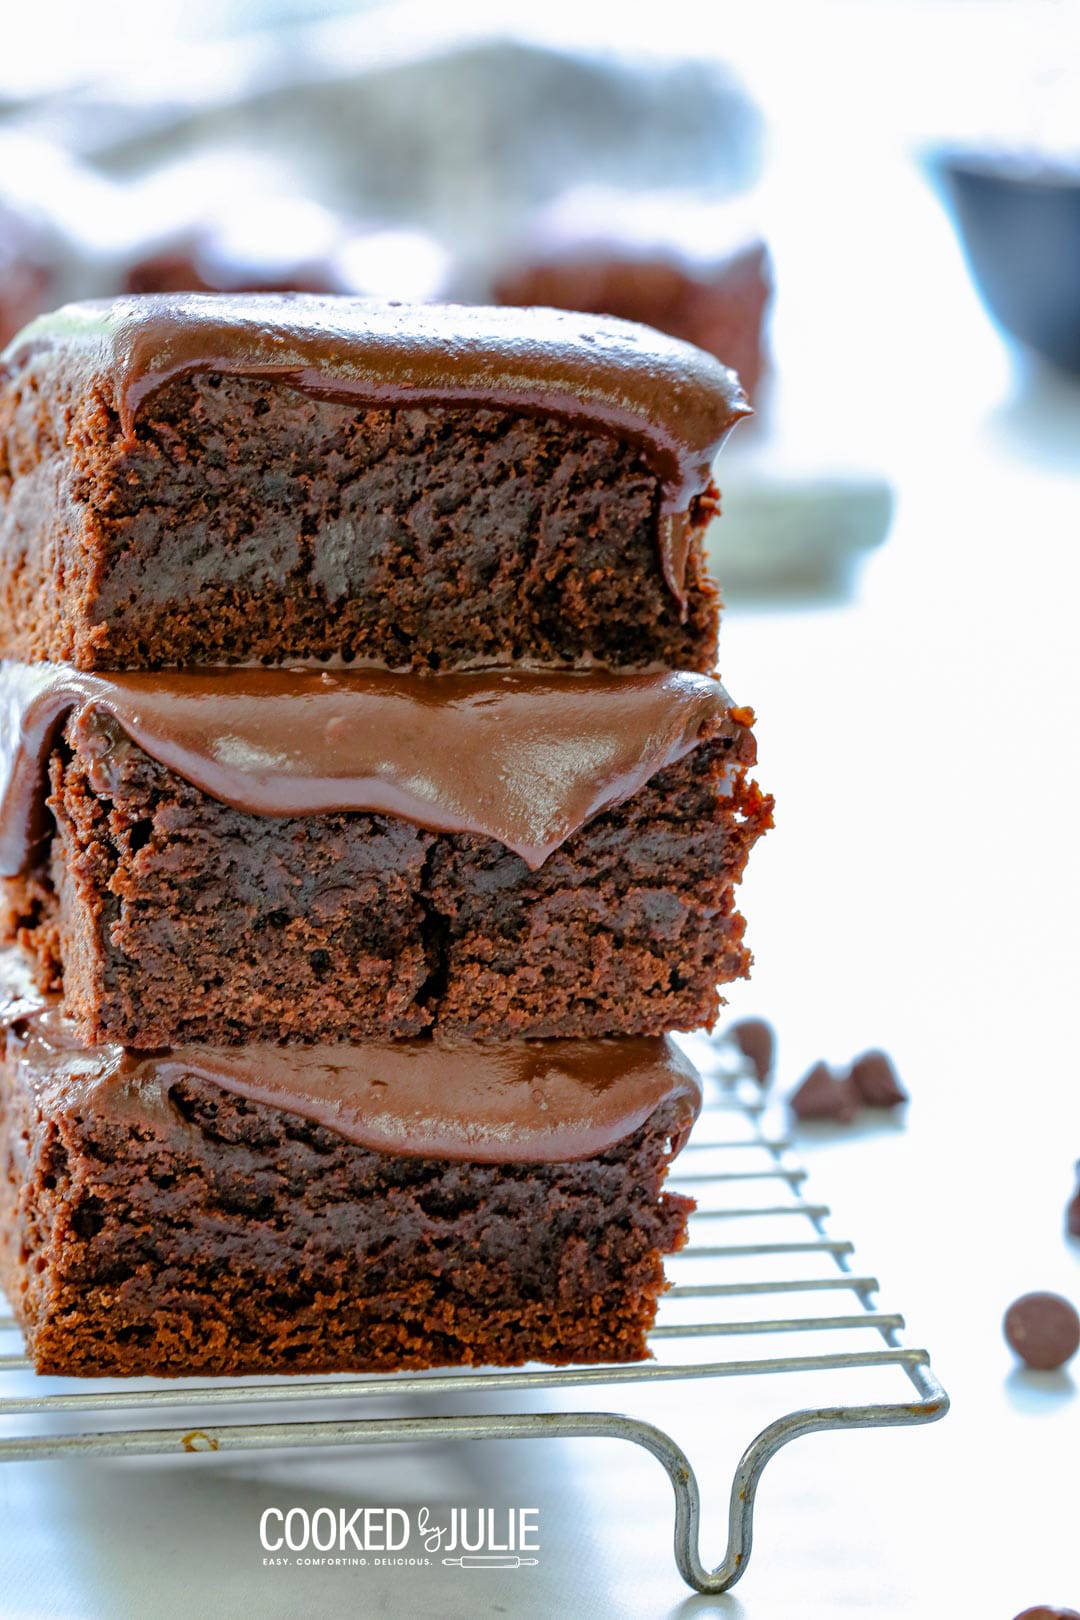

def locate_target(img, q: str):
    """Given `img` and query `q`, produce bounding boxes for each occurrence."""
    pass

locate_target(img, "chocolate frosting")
[0,662,742,878]
[1,294,750,606]
[0,950,701,1163]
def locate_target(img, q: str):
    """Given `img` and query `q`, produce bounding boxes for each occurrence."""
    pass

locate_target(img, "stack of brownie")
[0,295,770,1377]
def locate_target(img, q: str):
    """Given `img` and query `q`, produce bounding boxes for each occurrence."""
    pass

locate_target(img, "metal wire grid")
[0,1061,948,1595]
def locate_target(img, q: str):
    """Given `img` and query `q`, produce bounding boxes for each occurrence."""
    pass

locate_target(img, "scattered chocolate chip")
[789,1062,860,1123]
[1004,1292,1080,1371]
[1013,1607,1080,1619]
[848,1048,907,1108]
[728,1017,775,1084]
[1066,1163,1080,1239]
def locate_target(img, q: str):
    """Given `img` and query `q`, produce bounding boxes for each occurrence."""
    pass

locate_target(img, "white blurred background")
[1,4,1078,1616]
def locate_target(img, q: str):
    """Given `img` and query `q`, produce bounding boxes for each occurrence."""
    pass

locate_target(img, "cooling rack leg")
[653,1378,950,1594]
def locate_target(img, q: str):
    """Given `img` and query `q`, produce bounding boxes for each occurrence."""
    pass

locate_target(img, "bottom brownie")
[0,954,697,1377]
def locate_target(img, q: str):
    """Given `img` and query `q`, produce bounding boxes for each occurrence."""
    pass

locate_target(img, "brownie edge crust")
[0,1045,696,1379]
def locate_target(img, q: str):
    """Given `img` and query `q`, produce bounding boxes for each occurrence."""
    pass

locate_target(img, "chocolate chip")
[1066,1163,1080,1239]
[728,1017,775,1084]
[848,1049,907,1108]
[1003,1292,1080,1371]
[789,1062,860,1123]
[1013,1607,1080,1619]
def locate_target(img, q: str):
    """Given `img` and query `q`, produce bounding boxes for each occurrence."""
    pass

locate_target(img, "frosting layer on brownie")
[0,949,701,1162]
[0,662,753,875]
[1,294,750,606]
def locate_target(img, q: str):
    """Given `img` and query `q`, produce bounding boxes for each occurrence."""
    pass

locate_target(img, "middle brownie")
[0,666,771,1048]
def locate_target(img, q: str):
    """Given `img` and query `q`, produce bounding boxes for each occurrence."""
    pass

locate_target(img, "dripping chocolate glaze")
[0,294,751,608]
[0,663,752,879]
[0,950,702,1163]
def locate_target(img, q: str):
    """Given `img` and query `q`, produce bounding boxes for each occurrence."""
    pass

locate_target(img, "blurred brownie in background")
[125,250,342,298]
[122,196,353,299]
[0,200,57,348]
[489,189,772,401]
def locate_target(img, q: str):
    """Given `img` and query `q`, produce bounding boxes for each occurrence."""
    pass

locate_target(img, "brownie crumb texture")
[0,1074,693,1377]
[0,375,719,673]
[1,717,772,1047]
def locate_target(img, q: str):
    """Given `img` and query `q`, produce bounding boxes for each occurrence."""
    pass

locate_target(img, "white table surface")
[3,4,1080,1615]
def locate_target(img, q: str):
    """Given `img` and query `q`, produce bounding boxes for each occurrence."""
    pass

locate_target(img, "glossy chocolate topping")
[1,294,750,606]
[0,950,701,1163]
[0,661,743,878]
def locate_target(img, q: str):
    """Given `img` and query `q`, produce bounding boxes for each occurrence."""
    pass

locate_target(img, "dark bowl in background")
[930,150,1080,375]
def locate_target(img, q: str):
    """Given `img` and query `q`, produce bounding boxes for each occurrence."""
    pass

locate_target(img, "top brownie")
[0,294,748,672]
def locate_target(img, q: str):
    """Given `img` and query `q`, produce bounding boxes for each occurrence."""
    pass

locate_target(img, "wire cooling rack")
[0,1043,948,1595]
